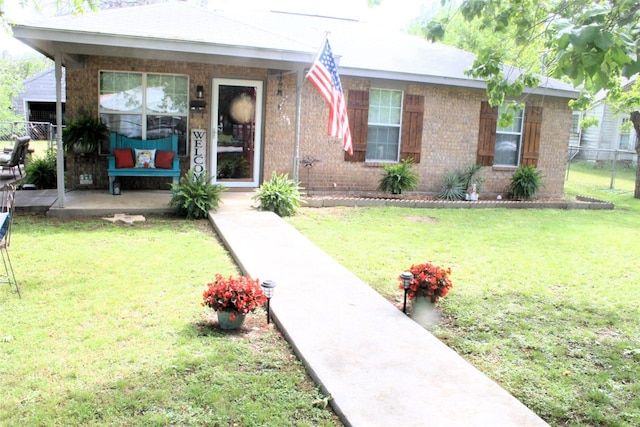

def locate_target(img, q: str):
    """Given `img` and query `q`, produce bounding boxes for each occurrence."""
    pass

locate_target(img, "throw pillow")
[114,148,135,168]
[135,149,156,168]
[155,150,175,169]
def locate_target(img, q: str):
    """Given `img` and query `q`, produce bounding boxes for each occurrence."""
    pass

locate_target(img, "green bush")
[436,164,483,200]
[252,172,302,217]
[508,165,544,200]
[25,148,57,189]
[169,169,226,219]
[377,158,418,194]
[436,171,466,200]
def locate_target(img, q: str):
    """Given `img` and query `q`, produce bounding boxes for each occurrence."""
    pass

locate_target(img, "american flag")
[306,37,353,155]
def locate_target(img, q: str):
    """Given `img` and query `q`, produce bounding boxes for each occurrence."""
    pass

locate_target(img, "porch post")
[54,51,65,207]
[293,68,304,182]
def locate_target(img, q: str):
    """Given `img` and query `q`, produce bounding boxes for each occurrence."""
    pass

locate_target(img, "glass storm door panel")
[212,79,262,188]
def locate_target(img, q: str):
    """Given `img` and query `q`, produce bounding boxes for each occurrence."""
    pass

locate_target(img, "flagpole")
[296,32,328,182]
[293,67,304,182]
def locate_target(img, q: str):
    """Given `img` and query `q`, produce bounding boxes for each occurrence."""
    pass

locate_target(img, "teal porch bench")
[107,133,181,194]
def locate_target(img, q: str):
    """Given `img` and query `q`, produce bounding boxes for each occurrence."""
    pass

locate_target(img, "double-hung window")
[477,101,542,168]
[494,105,524,167]
[365,89,403,162]
[99,71,189,155]
[345,88,423,163]
[618,116,634,150]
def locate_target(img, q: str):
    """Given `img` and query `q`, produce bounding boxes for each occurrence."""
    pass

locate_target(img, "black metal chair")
[0,184,20,298]
[0,136,31,178]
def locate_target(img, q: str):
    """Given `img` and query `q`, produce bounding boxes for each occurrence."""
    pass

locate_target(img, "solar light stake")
[260,280,277,324]
[400,271,413,314]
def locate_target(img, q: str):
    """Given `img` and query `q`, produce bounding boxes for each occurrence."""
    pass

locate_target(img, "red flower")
[202,274,267,318]
[398,262,453,303]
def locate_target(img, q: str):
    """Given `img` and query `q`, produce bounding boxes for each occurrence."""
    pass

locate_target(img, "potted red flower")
[399,262,453,303]
[202,274,267,329]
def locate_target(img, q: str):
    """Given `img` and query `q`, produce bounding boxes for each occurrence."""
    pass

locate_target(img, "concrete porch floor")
[14,189,177,216]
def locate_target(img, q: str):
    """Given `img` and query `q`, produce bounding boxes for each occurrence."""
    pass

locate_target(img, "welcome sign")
[190,129,206,179]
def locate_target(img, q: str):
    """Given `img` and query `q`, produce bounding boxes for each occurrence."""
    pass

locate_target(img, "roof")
[20,68,67,102]
[11,2,578,98]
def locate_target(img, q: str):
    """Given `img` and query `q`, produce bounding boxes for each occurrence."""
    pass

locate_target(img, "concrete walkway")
[210,193,549,427]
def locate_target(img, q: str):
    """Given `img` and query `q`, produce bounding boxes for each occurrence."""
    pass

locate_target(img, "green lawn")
[287,161,640,427]
[4,161,639,426]
[1,217,341,426]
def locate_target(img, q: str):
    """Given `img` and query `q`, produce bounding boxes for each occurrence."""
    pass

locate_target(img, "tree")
[424,0,640,197]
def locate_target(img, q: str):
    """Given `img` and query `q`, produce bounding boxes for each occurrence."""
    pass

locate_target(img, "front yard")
[287,162,640,427]
[0,218,341,426]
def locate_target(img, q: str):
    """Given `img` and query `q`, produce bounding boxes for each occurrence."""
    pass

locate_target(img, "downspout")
[55,52,65,207]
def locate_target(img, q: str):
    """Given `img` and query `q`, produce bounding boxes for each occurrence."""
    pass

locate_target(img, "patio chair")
[0,184,20,298]
[0,136,31,178]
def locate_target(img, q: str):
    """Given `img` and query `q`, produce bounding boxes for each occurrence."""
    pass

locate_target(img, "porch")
[14,189,177,217]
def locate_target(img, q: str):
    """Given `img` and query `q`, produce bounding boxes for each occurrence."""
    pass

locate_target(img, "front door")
[211,78,263,187]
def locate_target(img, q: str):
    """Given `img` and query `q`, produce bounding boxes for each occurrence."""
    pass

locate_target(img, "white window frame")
[494,105,525,167]
[571,111,582,137]
[99,70,189,155]
[365,88,403,162]
[618,116,635,151]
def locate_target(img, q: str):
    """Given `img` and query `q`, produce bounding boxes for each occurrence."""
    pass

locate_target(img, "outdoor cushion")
[155,150,174,169]
[134,148,156,168]
[113,148,134,168]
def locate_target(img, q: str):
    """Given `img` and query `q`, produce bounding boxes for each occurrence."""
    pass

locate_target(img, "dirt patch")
[404,215,439,223]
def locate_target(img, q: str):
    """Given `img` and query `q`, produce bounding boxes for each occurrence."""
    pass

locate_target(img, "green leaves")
[169,169,226,219]
[252,172,302,217]
[508,165,544,200]
[377,158,419,195]
[424,0,639,119]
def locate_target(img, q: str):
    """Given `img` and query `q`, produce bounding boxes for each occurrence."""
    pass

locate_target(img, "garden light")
[400,271,413,314]
[260,280,277,324]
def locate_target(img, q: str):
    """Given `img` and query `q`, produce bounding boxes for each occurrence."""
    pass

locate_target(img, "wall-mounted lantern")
[190,84,206,113]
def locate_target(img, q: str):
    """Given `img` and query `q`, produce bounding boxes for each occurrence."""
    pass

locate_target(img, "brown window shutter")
[521,106,542,167]
[345,90,369,162]
[400,94,424,163]
[477,101,497,166]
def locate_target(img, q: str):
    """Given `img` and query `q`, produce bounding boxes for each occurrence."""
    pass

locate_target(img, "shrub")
[436,171,466,200]
[508,165,544,200]
[436,164,483,201]
[169,169,226,219]
[252,172,302,217]
[377,158,418,194]
[460,164,484,192]
[25,148,57,189]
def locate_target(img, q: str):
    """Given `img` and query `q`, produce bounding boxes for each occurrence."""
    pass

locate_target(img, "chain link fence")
[566,145,638,190]
[1,121,60,150]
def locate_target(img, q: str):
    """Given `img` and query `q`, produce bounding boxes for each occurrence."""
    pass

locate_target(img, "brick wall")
[66,56,572,197]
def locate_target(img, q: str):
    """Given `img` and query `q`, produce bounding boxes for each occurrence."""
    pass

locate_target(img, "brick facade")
[66,56,572,197]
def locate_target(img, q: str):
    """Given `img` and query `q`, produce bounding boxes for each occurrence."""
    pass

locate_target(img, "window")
[619,117,632,150]
[365,89,403,162]
[571,111,581,136]
[99,71,189,156]
[494,105,524,167]
[476,101,542,168]
[345,90,423,163]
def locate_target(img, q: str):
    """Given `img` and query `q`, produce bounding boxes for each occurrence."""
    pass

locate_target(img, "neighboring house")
[12,2,578,196]
[577,80,638,166]
[12,67,66,139]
